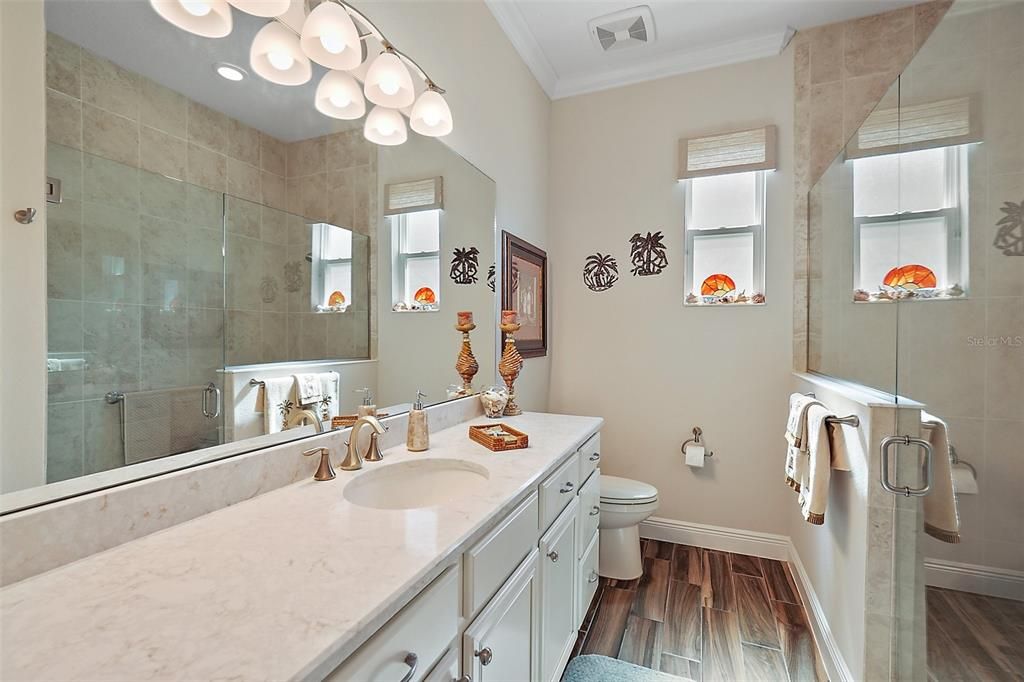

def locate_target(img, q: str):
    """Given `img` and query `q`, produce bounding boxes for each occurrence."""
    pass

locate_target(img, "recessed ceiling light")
[215,62,247,82]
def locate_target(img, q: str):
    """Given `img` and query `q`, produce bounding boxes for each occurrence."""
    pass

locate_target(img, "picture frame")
[501,230,547,358]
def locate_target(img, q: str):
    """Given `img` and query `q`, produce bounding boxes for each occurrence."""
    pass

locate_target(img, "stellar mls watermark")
[966,335,1023,347]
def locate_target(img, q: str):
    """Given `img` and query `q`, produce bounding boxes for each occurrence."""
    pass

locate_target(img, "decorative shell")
[685,293,699,304]
[734,290,749,303]
[946,283,964,297]
[876,290,893,300]
[853,289,871,302]
[751,292,766,304]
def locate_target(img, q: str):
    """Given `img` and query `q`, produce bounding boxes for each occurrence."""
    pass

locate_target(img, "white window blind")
[384,176,444,215]
[678,125,777,180]
[848,96,980,159]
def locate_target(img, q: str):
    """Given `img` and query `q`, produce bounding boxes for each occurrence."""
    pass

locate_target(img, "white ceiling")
[485,0,921,99]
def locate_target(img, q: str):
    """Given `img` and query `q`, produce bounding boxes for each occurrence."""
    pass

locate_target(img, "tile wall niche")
[43,32,377,483]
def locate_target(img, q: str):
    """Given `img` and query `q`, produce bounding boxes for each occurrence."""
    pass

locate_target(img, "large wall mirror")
[3,0,498,507]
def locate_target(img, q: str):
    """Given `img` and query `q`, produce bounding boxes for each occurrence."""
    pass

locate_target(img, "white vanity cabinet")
[538,499,579,682]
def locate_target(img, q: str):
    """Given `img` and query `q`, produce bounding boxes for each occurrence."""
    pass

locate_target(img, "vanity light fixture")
[225,0,289,17]
[214,62,247,81]
[150,0,452,144]
[250,21,312,85]
[149,0,233,38]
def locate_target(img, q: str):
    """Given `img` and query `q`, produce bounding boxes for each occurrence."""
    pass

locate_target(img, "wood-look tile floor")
[927,586,1024,682]
[568,540,826,682]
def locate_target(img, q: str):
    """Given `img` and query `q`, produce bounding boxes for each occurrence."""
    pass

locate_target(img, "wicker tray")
[469,423,529,451]
[332,413,390,429]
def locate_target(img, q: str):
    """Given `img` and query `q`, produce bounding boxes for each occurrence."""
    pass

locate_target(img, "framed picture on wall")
[501,231,547,358]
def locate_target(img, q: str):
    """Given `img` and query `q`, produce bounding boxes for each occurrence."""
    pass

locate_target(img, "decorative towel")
[316,371,340,423]
[785,393,823,491]
[825,421,853,472]
[260,377,295,435]
[921,412,961,544]
[795,404,833,525]
[294,373,323,406]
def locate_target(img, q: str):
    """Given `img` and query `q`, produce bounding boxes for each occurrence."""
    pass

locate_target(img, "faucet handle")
[303,446,336,481]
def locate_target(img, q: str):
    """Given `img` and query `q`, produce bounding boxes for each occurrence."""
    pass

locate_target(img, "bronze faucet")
[303,446,335,481]
[339,415,386,471]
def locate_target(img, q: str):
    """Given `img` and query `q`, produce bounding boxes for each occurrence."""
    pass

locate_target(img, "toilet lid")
[600,475,658,503]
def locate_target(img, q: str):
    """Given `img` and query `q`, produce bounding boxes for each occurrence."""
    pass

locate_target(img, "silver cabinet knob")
[559,482,574,493]
[547,550,559,562]
[399,653,418,682]
[589,452,600,461]
[589,505,600,516]
[475,647,493,666]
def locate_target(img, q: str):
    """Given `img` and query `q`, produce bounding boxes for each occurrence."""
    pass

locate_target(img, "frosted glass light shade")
[364,51,415,108]
[250,22,312,86]
[300,2,362,71]
[364,106,407,146]
[315,71,366,120]
[410,89,453,137]
[149,0,232,38]
[226,0,288,17]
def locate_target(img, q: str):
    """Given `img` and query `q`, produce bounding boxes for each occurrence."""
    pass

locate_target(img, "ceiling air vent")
[588,5,656,53]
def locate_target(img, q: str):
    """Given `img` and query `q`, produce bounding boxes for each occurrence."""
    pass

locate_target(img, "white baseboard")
[639,517,790,560]
[925,558,1024,601]
[638,517,851,682]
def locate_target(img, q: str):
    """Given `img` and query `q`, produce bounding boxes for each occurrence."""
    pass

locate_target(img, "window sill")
[685,293,766,306]
[391,306,440,313]
[851,287,966,303]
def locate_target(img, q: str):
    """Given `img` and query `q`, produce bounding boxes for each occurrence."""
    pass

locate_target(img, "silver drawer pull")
[547,550,559,562]
[559,482,574,493]
[399,653,418,682]
[588,571,599,583]
[475,647,493,666]
[589,452,600,461]
[589,505,600,516]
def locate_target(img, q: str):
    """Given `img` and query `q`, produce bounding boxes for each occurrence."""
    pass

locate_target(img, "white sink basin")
[343,458,490,510]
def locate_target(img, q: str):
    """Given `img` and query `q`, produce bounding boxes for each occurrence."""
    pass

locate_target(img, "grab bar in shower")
[105,390,127,465]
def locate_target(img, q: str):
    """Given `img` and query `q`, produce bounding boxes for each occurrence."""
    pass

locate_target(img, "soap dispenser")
[407,390,429,452]
[355,388,376,417]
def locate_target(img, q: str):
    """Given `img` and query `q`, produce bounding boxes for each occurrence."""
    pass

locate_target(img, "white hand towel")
[785,393,822,491]
[921,413,961,544]
[294,373,323,406]
[260,377,296,435]
[316,372,340,423]
[797,404,833,525]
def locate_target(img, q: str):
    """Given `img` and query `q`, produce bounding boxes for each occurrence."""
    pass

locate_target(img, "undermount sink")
[343,458,490,510]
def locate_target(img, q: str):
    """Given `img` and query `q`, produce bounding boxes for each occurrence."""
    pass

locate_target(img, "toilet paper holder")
[681,427,713,458]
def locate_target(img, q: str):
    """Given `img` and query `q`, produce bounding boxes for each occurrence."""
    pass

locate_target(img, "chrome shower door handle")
[880,435,934,497]
[202,382,222,419]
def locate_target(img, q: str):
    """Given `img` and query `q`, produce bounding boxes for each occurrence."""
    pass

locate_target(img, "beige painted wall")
[0,0,47,492]
[548,52,795,535]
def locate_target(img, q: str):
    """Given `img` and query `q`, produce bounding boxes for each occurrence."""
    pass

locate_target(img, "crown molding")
[484,0,559,98]
[553,27,796,99]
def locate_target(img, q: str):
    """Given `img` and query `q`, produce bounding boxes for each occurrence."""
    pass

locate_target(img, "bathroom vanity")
[0,412,602,682]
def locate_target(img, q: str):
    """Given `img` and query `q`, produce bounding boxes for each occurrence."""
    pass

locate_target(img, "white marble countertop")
[0,412,602,681]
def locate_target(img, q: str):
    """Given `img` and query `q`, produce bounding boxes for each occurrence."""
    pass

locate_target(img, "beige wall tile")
[140,172,187,221]
[227,118,260,167]
[914,0,952,52]
[227,158,262,203]
[80,50,138,120]
[139,78,187,139]
[286,136,325,178]
[808,23,842,84]
[140,126,187,180]
[988,172,1024,295]
[260,133,287,176]
[326,168,355,229]
[260,171,286,211]
[986,49,1024,177]
[46,32,80,98]
[808,81,844,183]
[47,88,82,150]
[47,141,83,202]
[83,154,139,210]
[984,297,1024,422]
[843,7,914,79]
[187,143,226,192]
[225,195,261,239]
[842,72,897,143]
[326,130,374,170]
[82,104,139,167]
[187,101,229,155]
[260,205,289,245]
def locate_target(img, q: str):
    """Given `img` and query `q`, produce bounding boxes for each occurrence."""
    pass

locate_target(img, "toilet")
[598,475,660,580]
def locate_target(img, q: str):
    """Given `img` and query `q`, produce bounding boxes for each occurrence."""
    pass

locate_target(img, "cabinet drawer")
[540,455,579,533]
[577,530,600,627]
[327,565,460,682]
[464,491,538,618]
[578,433,601,483]
[577,468,600,559]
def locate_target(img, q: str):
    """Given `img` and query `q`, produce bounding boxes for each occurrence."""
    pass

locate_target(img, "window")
[683,170,766,304]
[391,209,441,310]
[311,223,353,311]
[852,146,968,299]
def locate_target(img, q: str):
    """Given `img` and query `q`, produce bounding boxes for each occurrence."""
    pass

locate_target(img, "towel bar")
[803,392,860,427]
[249,379,265,387]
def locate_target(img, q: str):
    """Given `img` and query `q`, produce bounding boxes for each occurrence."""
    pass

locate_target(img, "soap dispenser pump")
[355,388,376,417]
[407,390,429,452]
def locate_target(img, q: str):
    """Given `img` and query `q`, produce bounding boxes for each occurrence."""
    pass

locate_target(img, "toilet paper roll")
[951,463,978,495]
[685,443,705,467]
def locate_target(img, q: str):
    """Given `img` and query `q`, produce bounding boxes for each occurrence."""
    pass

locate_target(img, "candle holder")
[455,319,479,395]
[498,319,524,416]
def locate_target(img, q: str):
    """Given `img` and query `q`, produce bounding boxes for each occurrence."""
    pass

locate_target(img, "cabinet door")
[463,550,539,682]
[539,499,579,682]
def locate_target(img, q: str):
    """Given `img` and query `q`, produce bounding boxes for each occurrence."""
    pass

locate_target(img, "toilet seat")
[600,475,658,506]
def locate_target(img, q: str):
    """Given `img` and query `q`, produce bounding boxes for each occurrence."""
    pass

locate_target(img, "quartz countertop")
[0,412,602,681]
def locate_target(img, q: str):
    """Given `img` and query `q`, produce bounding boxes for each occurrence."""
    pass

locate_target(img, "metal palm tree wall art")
[994,199,1024,256]
[450,246,480,284]
[487,263,496,291]
[583,253,619,292]
[629,230,668,276]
